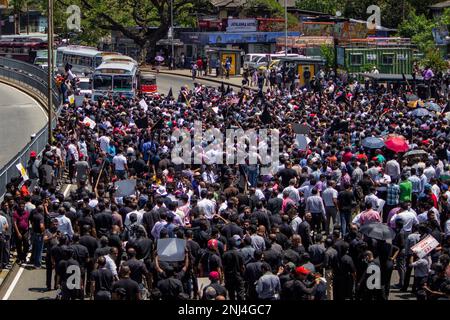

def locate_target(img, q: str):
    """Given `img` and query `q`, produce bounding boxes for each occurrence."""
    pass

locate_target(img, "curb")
[145,69,258,92]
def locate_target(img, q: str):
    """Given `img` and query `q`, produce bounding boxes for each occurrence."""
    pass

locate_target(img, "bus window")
[93,75,112,90]
[113,75,132,90]
[95,56,103,67]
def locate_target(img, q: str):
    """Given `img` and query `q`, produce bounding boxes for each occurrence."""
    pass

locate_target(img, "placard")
[114,179,137,197]
[411,235,439,259]
[157,238,186,262]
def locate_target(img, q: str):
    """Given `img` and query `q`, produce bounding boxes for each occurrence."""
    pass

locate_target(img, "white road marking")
[2,252,31,300]
[63,184,72,197]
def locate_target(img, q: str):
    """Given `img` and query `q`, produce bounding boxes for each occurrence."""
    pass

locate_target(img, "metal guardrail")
[0,58,60,199]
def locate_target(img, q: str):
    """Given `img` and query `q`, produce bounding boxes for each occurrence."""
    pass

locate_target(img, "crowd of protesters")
[1,64,450,301]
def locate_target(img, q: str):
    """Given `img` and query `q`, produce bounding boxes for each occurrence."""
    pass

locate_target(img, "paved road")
[0,82,47,167]
[155,73,235,95]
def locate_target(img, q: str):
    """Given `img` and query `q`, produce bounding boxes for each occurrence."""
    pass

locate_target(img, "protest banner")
[157,238,186,262]
[411,235,439,258]
[83,117,96,129]
[139,99,148,112]
[16,163,29,181]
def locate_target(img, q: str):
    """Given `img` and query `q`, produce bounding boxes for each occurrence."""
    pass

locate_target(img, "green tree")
[48,0,211,61]
[320,44,335,68]
[397,11,435,51]
[421,47,447,72]
[243,0,298,29]
[295,0,343,15]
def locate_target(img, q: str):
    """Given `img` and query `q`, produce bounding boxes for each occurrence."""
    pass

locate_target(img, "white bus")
[102,54,138,66]
[56,45,102,75]
[92,61,139,101]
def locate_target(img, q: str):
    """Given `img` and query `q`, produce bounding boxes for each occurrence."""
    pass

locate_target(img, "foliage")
[421,47,448,72]
[320,45,335,68]
[243,0,298,29]
[295,0,343,15]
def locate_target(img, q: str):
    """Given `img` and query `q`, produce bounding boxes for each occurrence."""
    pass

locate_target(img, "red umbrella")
[384,135,409,153]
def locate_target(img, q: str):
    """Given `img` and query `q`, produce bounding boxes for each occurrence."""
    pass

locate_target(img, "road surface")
[0,82,47,168]
[155,72,234,95]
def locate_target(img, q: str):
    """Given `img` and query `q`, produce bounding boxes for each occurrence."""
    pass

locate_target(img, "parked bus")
[102,54,138,66]
[0,38,47,63]
[56,45,102,76]
[92,61,139,100]
[139,72,157,94]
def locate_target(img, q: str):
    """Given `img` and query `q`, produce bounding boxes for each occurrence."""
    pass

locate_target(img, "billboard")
[226,19,257,32]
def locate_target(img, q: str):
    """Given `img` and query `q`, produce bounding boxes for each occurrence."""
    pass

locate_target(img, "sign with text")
[411,235,439,259]
[226,19,257,33]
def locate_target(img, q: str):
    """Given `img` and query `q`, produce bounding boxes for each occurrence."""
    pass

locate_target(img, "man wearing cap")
[202,271,227,300]
[290,266,320,300]
[27,151,40,180]
[199,239,223,280]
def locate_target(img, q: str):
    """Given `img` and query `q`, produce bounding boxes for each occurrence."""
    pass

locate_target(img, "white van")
[243,53,300,71]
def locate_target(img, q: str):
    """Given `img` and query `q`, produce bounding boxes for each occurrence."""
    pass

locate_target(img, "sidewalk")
[140,66,258,91]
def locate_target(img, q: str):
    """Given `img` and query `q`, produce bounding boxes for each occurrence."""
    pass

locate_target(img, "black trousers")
[402,255,413,291]
[15,231,29,262]
[225,275,246,300]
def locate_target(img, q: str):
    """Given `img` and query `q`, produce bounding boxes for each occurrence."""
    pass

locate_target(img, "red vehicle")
[139,72,157,94]
[0,39,47,63]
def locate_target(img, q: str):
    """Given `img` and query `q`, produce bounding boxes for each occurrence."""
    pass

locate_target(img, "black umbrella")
[360,222,395,241]
[404,149,428,157]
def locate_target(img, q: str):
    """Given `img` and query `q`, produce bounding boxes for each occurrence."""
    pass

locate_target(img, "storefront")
[179,31,301,62]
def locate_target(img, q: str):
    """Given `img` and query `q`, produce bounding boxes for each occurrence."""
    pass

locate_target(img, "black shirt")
[112,278,140,300]
[199,251,222,276]
[126,258,149,284]
[222,248,244,278]
[338,190,355,212]
[70,243,89,269]
[221,223,244,240]
[278,168,298,188]
[94,211,113,235]
[79,235,99,258]
[202,282,227,299]
[157,277,184,300]
[91,267,113,294]
[31,212,44,234]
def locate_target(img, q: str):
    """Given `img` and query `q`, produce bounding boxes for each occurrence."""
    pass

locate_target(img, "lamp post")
[47,0,53,141]
[284,0,287,56]
[170,0,174,69]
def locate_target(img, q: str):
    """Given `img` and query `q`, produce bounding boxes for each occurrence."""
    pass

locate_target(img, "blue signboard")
[180,31,301,45]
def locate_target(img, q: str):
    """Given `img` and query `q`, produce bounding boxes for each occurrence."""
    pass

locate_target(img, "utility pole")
[170,0,174,69]
[284,0,287,56]
[47,0,53,142]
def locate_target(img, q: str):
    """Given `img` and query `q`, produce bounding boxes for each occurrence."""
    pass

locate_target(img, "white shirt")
[112,154,127,171]
[68,143,79,161]
[385,160,401,180]
[197,199,216,219]
[445,219,450,236]
[322,187,338,207]
[98,135,110,153]
[124,209,144,227]
[391,209,419,233]
[283,186,300,203]
[423,166,436,181]
[104,254,118,278]
[56,215,74,237]
[0,215,8,234]
[365,194,380,210]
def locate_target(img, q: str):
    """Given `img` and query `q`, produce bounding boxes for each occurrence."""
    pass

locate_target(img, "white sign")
[139,99,148,112]
[226,19,257,32]
[16,163,29,181]
[157,238,186,262]
[83,117,96,129]
[411,235,439,258]
[114,179,137,197]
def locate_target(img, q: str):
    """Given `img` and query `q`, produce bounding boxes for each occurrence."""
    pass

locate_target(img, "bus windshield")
[93,75,112,90]
[113,75,132,90]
